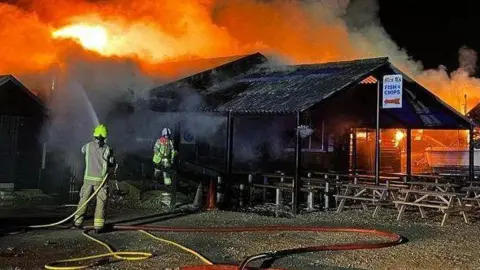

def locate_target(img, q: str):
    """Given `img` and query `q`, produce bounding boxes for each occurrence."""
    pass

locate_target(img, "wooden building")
[0,75,46,190]
[150,54,475,213]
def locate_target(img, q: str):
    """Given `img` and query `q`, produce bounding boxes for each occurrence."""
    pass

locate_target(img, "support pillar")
[375,81,381,186]
[406,129,412,182]
[224,111,234,208]
[292,111,302,215]
[352,128,357,174]
[469,127,475,182]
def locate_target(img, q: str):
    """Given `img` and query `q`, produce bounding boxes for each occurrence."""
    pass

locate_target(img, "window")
[285,120,325,153]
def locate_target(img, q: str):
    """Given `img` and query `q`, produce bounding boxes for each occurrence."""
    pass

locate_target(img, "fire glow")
[52,24,109,53]
[394,130,405,147]
[1,0,480,113]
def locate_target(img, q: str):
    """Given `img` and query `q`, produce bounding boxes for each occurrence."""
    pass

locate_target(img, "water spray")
[74,81,100,127]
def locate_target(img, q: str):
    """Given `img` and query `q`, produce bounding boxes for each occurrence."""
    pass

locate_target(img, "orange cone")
[206,178,217,211]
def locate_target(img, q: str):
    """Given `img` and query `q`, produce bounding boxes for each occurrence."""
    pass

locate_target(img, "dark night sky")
[378,0,479,75]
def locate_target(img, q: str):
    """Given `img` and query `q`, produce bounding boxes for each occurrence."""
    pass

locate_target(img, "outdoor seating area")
[246,171,480,226]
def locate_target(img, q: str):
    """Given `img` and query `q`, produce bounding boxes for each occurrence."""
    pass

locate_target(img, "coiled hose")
[7,173,405,270]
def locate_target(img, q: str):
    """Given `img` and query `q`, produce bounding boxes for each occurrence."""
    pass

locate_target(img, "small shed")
[0,75,46,190]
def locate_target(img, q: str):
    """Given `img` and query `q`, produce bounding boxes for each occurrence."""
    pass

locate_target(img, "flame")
[52,24,108,53]
[356,132,367,140]
[394,130,405,147]
[0,0,479,112]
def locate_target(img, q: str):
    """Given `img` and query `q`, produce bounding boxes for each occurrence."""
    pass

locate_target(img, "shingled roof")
[206,57,389,113]
[149,55,474,129]
[149,52,267,111]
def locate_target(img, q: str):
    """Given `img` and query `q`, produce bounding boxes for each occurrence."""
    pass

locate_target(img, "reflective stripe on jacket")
[82,141,111,182]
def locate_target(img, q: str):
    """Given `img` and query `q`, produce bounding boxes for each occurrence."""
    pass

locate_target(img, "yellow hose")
[25,173,213,269]
[139,230,213,265]
[44,230,213,269]
[28,174,110,229]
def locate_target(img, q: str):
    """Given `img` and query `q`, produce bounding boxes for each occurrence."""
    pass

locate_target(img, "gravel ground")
[1,205,480,270]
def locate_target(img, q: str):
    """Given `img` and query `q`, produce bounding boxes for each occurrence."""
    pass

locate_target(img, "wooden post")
[224,111,234,206]
[375,81,381,186]
[306,172,314,211]
[276,173,284,206]
[469,127,475,181]
[248,174,253,205]
[406,128,412,182]
[352,128,357,174]
[292,111,302,215]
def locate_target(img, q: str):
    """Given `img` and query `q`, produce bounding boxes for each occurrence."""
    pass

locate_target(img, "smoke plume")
[2,0,480,173]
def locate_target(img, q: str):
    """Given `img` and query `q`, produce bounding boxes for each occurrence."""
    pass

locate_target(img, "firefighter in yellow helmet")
[73,124,115,233]
[152,127,177,207]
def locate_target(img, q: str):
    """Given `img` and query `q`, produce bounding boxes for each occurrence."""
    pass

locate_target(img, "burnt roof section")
[150,53,267,95]
[148,55,474,129]
[206,57,389,113]
[149,52,267,112]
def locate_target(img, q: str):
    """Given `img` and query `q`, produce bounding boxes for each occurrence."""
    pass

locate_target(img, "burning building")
[149,54,475,187]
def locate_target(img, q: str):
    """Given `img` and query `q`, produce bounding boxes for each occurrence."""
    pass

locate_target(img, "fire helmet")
[93,124,108,138]
[161,127,172,137]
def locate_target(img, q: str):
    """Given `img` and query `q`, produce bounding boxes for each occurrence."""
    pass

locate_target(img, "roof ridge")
[256,57,389,73]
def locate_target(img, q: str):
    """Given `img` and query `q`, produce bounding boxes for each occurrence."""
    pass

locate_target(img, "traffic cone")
[206,177,217,211]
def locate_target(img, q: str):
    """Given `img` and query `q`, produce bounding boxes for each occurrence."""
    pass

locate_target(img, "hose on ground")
[18,172,208,270]
[5,172,405,270]
[28,174,110,229]
[110,224,405,270]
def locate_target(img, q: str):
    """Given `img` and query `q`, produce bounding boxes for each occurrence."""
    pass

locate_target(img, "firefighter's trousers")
[74,180,107,229]
[154,164,172,186]
[153,164,175,207]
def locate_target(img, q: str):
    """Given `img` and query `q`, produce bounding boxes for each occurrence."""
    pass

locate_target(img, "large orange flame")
[1,0,479,112]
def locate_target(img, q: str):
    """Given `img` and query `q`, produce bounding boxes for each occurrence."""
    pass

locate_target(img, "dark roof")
[151,52,267,95]
[149,52,268,111]
[148,55,474,129]
[207,57,388,113]
[0,75,46,110]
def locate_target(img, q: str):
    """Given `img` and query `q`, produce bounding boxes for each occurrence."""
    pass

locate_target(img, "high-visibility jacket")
[153,137,176,165]
[82,141,112,182]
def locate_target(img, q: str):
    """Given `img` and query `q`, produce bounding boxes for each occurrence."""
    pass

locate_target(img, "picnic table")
[394,189,470,226]
[334,184,399,217]
[460,186,480,207]
[406,181,460,193]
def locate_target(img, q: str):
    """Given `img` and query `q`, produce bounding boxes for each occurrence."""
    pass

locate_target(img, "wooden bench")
[334,195,380,202]
[335,184,397,217]
[394,189,469,226]
[406,181,460,193]
[251,177,329,210]
[393,201,449,210]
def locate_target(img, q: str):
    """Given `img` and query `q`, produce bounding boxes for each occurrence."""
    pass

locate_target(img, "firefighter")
[73,124,115,233]
[152,127,177,206]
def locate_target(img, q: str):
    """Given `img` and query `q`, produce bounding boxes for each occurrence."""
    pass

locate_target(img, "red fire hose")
[108,224,405,270]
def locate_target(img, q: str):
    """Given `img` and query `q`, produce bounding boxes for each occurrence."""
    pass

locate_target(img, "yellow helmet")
[93,124,108,138]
